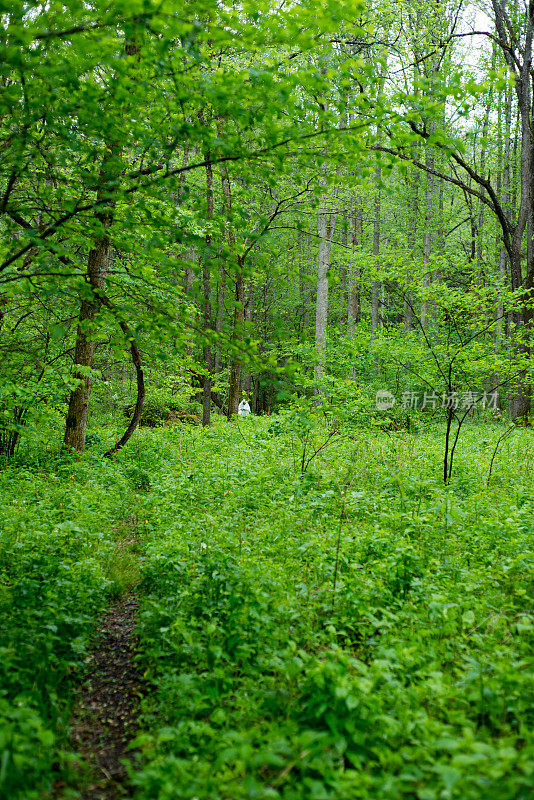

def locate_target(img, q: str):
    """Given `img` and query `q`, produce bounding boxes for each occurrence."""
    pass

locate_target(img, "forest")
[0,0,533,798]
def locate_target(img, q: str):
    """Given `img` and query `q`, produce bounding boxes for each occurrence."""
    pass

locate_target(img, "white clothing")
[238,400,251,416]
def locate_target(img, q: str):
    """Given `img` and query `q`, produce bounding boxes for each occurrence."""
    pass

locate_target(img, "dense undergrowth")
[0,414,533,798]
[0,438,144,799]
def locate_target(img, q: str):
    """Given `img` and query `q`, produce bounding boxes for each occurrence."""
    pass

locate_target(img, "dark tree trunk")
[491,0,533,419]
[64,38,139,453]
[64,202,112,452]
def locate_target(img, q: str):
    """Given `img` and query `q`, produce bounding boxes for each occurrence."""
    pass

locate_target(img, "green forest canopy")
[1,0,533,451]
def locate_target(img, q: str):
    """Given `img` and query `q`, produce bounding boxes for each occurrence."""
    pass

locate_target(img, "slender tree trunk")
[213,265,226,375]
[202,159,214,426]
[227,257,244,417]
[420,117,436,329]
[347,195,361,336]
[340,210,348,323]
[371,158,381,337]
[315,214,330,372]
[304,233,313,330]
[243,280,254,394]
[315,171,336,376]
[496,80,512,345]
[476,86,492,285]
[221,165,244,418]
[298,229,308,335]
[405,162,419,330]
[183,249,197,365]
[432,173,444,327]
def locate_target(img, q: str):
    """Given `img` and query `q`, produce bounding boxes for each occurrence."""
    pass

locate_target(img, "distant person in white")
[238,399,251,416]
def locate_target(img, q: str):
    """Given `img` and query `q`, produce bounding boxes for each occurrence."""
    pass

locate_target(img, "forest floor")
[68,594,143,800]
[1,416,533,800]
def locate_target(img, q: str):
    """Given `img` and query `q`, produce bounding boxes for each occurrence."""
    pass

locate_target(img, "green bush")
[124,394,201,427]
[128,420,534,800]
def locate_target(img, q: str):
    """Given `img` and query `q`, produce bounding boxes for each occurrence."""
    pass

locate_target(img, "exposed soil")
[69,594,144,800]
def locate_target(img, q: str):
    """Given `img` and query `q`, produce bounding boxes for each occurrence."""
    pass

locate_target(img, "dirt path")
[69,594,144,800]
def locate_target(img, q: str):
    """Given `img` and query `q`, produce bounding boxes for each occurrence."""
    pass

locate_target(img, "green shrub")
[123,394,201,427]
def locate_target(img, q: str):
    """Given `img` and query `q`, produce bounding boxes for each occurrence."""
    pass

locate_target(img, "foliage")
[124,418,533,800]
[1,1,534,798]
[124,393,201,428]
[0,444,145,798]
[1,412,533,798]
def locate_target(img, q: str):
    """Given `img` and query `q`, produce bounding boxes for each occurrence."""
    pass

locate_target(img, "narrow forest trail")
[68,594,144,800]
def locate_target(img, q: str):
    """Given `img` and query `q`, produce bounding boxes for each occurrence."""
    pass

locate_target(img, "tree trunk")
[495,79,512,347]
[491,0,533,419]
[242,280,254,395]
[227,257,244,417]
[64,170,115,452]
[420,117,436,330]
[315,213,330,372]
[202,159,214,426]
[221,165,245,419]
[405,162,420,330]
[339,210,348,323]
[371,158,381,337]
[213,266,226,374]
[315,171,336,376]
[298,229,308,335]
[347,195,361,336]
[64,38,139,453]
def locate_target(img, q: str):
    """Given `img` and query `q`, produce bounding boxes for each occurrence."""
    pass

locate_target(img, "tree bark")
[315,162,337,377]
